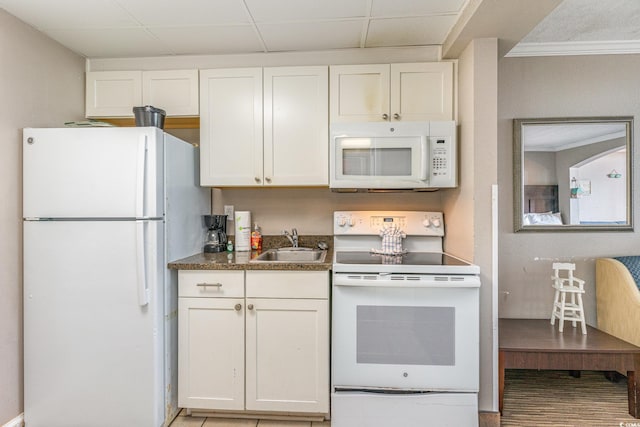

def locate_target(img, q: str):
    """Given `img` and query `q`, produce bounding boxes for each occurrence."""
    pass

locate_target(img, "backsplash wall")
[212,187,444,236]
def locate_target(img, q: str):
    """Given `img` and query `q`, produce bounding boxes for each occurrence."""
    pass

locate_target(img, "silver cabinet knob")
[248,304,254,310]
[382,113,389,120]
[393,113,400,120]
[254,177,261,183]
[265,177,272,183]
[234,303,242,311]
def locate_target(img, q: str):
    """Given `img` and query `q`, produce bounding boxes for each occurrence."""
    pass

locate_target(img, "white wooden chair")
[550,262,587,334]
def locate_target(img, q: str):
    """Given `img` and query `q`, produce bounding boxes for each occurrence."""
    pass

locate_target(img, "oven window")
[356,306,455,366]
[342,148,412,176]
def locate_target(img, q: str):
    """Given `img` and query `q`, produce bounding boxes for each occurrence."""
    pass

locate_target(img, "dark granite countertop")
[168,235,333,271]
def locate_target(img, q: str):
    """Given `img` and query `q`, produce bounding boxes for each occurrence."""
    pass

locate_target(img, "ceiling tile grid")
[5,0,637,59]
[0,0,467,57]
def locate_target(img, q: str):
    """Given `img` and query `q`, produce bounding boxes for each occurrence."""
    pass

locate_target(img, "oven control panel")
[334,211,444,236]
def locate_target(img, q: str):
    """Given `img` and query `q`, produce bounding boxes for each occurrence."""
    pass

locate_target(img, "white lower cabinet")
[178,269,329,416]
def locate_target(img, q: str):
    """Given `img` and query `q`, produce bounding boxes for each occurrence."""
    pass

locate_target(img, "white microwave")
[330,121,457,190]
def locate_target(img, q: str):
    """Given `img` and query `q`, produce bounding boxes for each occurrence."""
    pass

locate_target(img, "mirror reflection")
[514,117,633,232]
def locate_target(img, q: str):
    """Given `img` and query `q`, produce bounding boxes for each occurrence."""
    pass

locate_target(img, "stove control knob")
[422,218,431,227]
[338,217,347,227]
[348,217,356,227]
[431,217,442,228]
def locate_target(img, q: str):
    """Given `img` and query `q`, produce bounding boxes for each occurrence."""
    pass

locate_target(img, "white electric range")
[331,211,480,427]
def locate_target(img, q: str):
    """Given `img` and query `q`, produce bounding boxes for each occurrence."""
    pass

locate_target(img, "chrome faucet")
[282,228,299,248]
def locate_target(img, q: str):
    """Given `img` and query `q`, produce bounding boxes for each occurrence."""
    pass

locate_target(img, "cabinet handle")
[197,282,222,288]
[255,177,261,183]
[234,303,242,311]
[248,304,254,310]
[265,177,272,183]
[382,113,389,120]
[393,113,400,120]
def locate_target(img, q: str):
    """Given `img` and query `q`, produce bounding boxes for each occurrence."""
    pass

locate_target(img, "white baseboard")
[2,413,24,427]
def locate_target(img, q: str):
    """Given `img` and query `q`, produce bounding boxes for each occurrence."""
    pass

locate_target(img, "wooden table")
[499,318,640,418]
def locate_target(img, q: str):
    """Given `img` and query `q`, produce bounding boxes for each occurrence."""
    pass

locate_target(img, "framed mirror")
[514,116,633,232]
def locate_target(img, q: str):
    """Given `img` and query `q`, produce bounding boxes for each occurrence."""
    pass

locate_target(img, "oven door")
[331,273,479,392]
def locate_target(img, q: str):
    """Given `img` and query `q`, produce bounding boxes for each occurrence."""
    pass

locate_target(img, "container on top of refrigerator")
[133,106,166,129]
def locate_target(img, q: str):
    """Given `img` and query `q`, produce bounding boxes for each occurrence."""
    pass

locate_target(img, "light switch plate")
[224,205,234,219]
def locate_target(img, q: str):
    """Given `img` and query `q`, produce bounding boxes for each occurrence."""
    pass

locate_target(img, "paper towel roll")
[235,211,251,251]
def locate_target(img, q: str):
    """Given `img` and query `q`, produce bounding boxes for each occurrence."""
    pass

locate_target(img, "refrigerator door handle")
[136,221,149,306]
[135,135,148,218]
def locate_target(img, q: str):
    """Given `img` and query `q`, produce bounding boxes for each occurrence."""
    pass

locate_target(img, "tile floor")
[169,411,330,427]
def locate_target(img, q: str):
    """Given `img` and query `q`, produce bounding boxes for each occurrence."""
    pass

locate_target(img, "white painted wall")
[0,9,85,424]
[498,54,640,324]
[443,38,499,413]
[87,46,441,71]
[576,151,626,222]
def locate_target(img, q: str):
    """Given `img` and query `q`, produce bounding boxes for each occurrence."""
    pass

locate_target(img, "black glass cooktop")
[335,251,470,266]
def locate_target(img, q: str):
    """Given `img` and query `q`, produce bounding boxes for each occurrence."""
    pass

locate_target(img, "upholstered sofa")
[596,257,640,347]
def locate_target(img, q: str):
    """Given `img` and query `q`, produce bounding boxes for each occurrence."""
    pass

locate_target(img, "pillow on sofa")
[614,256,640,290]
[523,212,563,225]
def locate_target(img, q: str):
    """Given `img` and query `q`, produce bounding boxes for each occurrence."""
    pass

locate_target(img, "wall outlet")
[224,205,234,219]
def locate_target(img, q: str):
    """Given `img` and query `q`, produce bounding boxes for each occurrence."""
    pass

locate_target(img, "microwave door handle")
[420,139,428,180]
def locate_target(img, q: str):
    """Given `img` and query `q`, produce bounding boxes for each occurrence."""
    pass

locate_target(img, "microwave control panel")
[428,135,454,187]
[427,120,456,188]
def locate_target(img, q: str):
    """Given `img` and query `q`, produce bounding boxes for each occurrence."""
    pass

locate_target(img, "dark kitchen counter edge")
[168,235,333,271]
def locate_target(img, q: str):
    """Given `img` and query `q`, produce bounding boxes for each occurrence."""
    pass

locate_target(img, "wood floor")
[501,370,637,426]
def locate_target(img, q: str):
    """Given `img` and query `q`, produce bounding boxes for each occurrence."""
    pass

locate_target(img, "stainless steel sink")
[250,248,327,263]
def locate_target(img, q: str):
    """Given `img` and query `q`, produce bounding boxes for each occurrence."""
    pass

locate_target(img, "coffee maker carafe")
[204,215,228,253]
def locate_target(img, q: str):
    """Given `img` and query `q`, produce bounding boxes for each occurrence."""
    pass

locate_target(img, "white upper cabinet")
[199,68,264,187]
[86,69,199,118]
[330,62,454,123]
[200,66,328,187]
[86,71,142,118]
[142,70,199,116]
[263,66,328,186]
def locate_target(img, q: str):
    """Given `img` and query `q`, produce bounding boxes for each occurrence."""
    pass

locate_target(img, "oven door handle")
[333,274,480,288]
[333,275,417,288]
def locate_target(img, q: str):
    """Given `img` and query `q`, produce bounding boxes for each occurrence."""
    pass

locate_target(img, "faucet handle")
[292,228,298,235]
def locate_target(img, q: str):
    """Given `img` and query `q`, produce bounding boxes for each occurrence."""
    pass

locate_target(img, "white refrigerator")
[22,127,210,427]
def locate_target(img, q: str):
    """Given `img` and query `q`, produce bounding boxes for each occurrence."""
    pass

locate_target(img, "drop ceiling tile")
[116,0,250,26]
[244,0,367,22]
[149,25,265,55]
[45,28,172,58]
[370,0,465,16]
[0,0,138,29]
[366,15,456,47]
[258,20,364,52]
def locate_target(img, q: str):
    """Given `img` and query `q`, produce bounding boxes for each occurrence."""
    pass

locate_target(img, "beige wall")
[212,188,444,236]
[444,38,499,412]
[0,9,85,423]
[498,54,640,323]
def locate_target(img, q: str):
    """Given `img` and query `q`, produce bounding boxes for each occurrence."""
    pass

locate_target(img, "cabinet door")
[245,298,329,414]
[329,64,389,123]
[85,71,142,118]
[390,62,453,121]
[142,70,199,116]
[178,297,245,410]
[200,68,263,186]
[264,66,328,186]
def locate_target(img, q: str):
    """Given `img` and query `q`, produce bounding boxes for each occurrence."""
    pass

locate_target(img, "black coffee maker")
[204,215,228,253]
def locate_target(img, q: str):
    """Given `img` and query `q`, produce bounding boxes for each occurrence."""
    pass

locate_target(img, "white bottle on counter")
[235,211,251,251]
